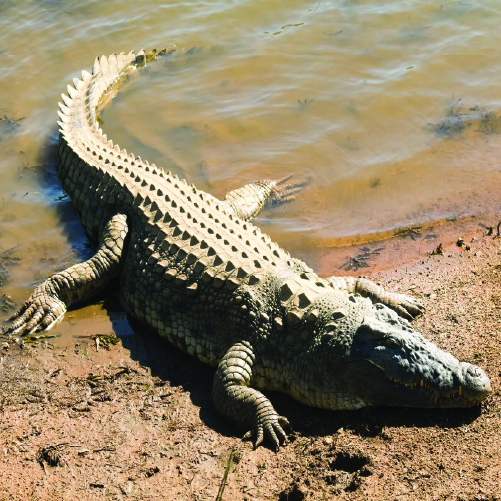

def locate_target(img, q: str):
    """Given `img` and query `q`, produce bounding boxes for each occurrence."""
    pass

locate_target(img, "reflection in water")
[1,0,501,333]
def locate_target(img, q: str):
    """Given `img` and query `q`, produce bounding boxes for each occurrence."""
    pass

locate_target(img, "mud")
[0,224,500,500]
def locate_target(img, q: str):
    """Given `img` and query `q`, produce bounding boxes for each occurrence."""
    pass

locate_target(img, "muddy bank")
[0,226,500,501]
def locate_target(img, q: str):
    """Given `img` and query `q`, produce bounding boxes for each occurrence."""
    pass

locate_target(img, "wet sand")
[0,220,499,500]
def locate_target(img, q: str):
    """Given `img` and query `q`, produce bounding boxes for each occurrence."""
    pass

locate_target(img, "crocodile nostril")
[467,366,483,378]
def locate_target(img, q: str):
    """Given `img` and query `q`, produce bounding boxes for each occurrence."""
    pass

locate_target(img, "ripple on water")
[0,0,501,314]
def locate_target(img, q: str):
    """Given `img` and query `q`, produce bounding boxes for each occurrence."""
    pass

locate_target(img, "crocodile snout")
[459,363,491,400]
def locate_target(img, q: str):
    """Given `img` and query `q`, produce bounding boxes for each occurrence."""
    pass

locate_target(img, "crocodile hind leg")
[327,276,424,320]
[282,257,423,320]
[223,178,422,320]
[285,257,424,321]
[2,214,128,335]
[223,175,309,221]
[212,341,289,451]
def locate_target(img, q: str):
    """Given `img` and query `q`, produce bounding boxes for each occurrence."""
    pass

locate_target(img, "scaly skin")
[2,48,491,450]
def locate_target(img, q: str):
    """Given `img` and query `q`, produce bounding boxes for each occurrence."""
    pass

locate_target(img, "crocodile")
[2,49,491,450]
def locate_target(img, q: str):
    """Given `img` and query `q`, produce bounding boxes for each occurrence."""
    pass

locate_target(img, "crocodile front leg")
[213,341,289,451]
[2,213,128,335]
[327,276,424,320]
[223,175,308,221]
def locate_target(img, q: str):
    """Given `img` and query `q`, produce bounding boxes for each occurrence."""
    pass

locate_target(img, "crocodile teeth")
[390,376,476,406]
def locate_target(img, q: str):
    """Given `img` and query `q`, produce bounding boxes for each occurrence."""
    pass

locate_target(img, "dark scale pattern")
[2,49,491,451]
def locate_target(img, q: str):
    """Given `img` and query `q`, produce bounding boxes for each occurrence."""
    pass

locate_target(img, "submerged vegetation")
[339,247,384,271]
[91,333,120,351]
[431,97,499,138]
[0,113,24,138]
[0,245,20,287]
[395,225,422,241]
[297,98,314,112]
[369,176,382,189]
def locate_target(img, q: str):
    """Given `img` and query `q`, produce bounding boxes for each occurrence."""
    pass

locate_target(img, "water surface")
[1,0,501,319]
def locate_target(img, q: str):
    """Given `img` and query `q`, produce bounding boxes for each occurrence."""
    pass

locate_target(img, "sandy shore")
[0,222,500,501]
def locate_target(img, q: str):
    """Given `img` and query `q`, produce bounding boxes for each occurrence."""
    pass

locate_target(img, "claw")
[241,431,253,442]
[248,413,289,450]
[392,293,425,320]
[264,423,279,450]
[254,428,264,449]
[278,416,290,427]
[269,175,311,207]
[395,305,413,322]
[2,289,66,336]
[8,302,28,322]
[277,416,290,437]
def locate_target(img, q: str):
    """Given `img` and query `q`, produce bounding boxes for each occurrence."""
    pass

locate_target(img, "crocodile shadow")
[105,294,483,450]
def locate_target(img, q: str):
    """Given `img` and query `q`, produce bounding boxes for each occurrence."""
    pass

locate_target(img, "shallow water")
[1,0,501,320]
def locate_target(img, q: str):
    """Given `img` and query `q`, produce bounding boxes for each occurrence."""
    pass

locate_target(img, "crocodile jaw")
[342,359,491,408]
[340,316,491,408]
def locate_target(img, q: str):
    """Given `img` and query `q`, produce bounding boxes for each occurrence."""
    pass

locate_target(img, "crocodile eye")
[383,336,402,348]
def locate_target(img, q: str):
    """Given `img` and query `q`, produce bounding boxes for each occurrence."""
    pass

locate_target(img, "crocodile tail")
[57,50,139,150]
[56,47,197,168]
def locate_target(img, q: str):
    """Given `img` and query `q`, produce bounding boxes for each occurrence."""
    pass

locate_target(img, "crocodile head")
[318,302,491,409]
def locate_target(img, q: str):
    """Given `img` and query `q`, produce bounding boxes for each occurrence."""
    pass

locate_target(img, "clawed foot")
[268,174,311,205]
[388,293,424,321]
[354,278,425,321]
[2,289,66,336]
[242,413,290,452]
